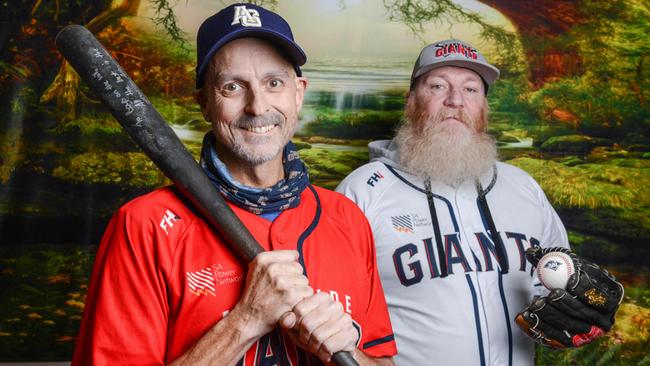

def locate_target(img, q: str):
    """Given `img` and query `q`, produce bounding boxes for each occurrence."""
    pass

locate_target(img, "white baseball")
[536,251,575,290]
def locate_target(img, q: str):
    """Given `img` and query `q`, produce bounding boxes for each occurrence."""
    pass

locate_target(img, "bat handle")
[332,351,359,366]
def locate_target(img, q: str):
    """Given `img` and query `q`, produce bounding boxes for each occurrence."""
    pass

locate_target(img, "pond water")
[171,124,208,144]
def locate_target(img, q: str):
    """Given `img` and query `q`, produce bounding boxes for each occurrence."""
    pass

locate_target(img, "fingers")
[290,292,358,363]
[516,309,605,348]
[515,311,569,349]
[255,252,312,307]
[567,262,624,314]
[525,246,571,268]
[516,294,606,349]
[525,246,544,267]
[237,250,313,335]
[279,312,297,329]
[530,296,590,344]
[254,250,303,278]
[548,289,613,330]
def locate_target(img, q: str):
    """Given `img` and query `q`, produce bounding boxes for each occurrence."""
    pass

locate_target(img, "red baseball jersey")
[72,185,396,365]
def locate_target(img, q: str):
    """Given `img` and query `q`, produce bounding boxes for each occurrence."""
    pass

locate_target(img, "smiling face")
[196,37,307,170]
[407,66,487,134]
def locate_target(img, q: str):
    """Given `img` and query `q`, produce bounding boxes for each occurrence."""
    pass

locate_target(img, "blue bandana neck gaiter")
[199,132,310,215]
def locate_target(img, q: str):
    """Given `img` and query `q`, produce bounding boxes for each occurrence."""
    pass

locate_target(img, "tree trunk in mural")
[477,0,585,88]
[381,0,589,89]
[40,0,141,121]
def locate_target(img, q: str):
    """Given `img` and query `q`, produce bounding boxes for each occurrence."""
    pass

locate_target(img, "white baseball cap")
[410,39,500,91]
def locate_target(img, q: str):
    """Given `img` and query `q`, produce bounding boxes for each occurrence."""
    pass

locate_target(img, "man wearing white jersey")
[337,39,624,365]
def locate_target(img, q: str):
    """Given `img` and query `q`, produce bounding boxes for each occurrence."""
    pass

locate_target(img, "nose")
[244,87,270,116]
[443,87,463,108]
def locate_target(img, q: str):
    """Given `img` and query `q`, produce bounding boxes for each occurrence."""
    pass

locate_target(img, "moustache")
[236,113,284,129]
[432,107,469,124]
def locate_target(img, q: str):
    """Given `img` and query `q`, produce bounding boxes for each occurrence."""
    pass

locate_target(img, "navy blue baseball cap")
[196,3,307,88]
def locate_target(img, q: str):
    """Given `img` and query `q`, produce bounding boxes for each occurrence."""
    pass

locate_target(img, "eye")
[429,83,445,90]
[464,87,479,94]
[221,82,242,94]
[268,78,284,89]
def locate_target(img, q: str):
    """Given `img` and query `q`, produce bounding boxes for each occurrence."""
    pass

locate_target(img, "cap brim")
[413,59,500,85]
[196,28,307,87]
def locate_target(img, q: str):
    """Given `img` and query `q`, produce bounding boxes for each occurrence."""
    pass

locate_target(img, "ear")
[405,91,415,109]
[194,88,211,122]
[294,77,308,112]
[478,98,490,132]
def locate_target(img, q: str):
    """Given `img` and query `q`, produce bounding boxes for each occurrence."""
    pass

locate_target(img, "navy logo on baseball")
[544,260,562,271]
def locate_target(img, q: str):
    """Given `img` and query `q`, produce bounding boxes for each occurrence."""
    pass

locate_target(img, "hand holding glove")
[515,247,624,348]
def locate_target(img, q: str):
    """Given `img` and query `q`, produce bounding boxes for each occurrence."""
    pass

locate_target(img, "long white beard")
[394,107,497,187]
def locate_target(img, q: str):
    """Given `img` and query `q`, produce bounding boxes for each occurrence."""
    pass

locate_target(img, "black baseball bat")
[55,25,358,366]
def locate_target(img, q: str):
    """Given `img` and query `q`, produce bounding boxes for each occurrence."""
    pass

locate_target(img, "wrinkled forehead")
[417,65,484,84]
[207,37,295,78]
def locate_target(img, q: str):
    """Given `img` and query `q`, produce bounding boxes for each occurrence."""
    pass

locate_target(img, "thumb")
[525,246,545,267]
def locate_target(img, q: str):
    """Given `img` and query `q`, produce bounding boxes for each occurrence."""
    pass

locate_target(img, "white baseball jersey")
[337,140,569,366]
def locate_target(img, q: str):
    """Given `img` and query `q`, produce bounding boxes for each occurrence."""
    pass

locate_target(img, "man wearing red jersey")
[72,3,396,366]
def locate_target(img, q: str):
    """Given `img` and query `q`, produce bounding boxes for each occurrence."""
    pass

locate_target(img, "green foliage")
[488,77,535,116]
[507,157,649,209]
[52,152,169,188]
[0,125,27,184]
[0,245,96,361]
[53,116,124,137]
[529,78,588,118]
[541,134,613,153]
[149,97,205,125]
[605,158,650,169]
[299,147,368,189]
[0,61,29,80]
[299,136,369,146]
[0,0,111,86]
[639,355,650,366]
[293,141,312,150]
[302,110,402,140]
[529,0,650,139]
[625,285,650,308]
[508,155,649,244]
[45,113,139,153]
[150,0,190,52]
[565,230,624,263]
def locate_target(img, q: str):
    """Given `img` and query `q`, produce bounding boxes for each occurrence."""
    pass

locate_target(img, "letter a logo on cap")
[231,5,262,27]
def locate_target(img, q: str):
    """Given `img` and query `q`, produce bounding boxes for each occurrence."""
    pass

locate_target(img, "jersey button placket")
[271,223,289,249]
[275,233,287,247]
[269,218,289,250]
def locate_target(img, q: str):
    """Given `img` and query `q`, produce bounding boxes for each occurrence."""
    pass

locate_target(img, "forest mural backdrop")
[0,0,648,364]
